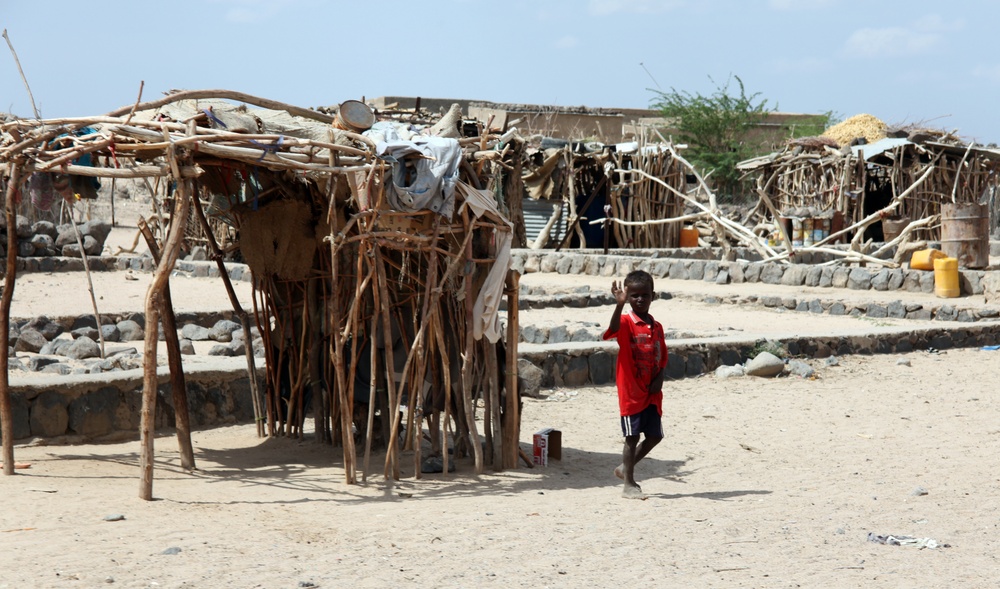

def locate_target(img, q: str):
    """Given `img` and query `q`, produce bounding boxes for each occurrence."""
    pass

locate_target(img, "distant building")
[370,96,822,145]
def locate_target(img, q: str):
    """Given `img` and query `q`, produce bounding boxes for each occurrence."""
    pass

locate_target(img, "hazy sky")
[3,0,998,144]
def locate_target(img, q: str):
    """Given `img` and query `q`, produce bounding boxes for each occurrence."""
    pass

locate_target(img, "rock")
[181,324,212,341]
[587,351,615,385]
[41,363,73,375]
[68,388,119,437]
[188,246,209,261]
[897,358,911,366]
[161,547,182,555]
[887,300,906,318]
[64,336,101,360]
[848,268,872,290]
[547,325,569,344]
[81,219,112,247]
[14,329,46,353]
[207,344,233,356]
[17,241,35,257]
[29,390,69,437]
[72,326,101,340]
[787,359,815,378]
[910,486,929,496]
[563,356,590,386]
[745,351,785,377]
[100,324,121,343]
[31,220,57,238]
[27,316,63,340]
[870,270,891,291]
[39,339,73,356]
[228,339,246,356]
[27,356,60,371]
[117,320,144,341]
[831,267,850,288]
[517,359,544,398]
[179,339,196,355]
[780,265,808,286]
[103,514,126,522]
[30,233,54,251]
[14,215,32,238]
[208,319,241,342]
[715,364,745,379]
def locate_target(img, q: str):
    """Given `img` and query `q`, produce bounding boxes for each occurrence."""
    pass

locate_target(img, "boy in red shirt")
[602,270,668,499]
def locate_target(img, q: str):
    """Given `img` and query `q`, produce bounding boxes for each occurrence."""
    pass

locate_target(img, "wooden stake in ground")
[0,164,22,476]
[138,218,195,471]
[139,126,195,501]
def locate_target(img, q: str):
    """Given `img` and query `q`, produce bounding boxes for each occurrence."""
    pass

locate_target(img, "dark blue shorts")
[621,403,663,438]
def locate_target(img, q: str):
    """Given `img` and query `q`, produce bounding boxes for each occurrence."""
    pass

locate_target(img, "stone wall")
[519,322,1000,388]
[511,249,998,297]
[1,361,260,442]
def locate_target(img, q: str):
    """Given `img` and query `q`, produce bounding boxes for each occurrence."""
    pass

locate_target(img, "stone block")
[588,351,616,385]
[28,390,69,437]
[805,266,822,287]
[831,267,850,288]
[68,387,120,437]
[848,268,872,290]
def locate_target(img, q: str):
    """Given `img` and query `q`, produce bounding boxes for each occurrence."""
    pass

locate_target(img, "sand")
[2,224,1000,587]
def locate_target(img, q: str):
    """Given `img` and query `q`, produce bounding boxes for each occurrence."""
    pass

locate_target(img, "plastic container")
[802,218,814,246]
[791,218,804,247]
[933,257,960,298]
[910,248,946,271]
[679,227,700,248]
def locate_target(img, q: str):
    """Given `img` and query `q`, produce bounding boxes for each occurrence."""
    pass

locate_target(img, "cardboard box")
[532,428,562,466]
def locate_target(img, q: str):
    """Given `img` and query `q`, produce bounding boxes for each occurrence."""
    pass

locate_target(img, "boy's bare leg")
[621,435,645,498]
[615,435,662,479]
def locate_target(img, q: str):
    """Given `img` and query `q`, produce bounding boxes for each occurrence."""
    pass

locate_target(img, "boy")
[603,270,668,499]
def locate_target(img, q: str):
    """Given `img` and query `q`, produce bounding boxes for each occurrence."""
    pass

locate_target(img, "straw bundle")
[822,114,887,147]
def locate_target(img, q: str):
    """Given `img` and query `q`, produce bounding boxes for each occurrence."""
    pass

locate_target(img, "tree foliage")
[651,76,835,202]
[651,75,771,201]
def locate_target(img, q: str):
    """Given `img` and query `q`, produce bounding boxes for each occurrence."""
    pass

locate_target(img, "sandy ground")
[3,224,1000,587]
[3,349,999,588]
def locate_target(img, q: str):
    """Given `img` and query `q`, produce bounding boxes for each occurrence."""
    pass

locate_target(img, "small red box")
[532,428,562,466]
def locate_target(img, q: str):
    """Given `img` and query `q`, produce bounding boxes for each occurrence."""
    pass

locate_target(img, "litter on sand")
[867,532,950,549]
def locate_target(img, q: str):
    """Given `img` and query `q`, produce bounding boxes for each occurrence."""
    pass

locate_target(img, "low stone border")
[511,250,997,297]
[2,360,260,441]
[519,322,1000,389]
[511,288,1000,336]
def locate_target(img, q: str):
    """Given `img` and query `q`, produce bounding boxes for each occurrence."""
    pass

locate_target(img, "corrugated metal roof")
[851,137,912,160]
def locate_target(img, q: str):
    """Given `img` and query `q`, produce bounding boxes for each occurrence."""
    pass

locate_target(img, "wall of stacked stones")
[520,322,1000,390]
[1,367,260,442]
[510,248,995,297]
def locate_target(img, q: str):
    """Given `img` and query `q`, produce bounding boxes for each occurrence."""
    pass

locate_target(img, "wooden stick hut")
[739,117,1000,265]
[0,90,523,497]
[522,138,689,250]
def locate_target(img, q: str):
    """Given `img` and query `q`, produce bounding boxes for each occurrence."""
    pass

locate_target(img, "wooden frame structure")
[0,90,522,497]
[738,136,1000,262]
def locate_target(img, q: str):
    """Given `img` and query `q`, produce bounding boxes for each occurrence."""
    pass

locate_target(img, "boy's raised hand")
[611,280,627,306]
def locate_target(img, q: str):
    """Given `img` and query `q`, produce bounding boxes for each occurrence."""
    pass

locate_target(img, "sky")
[3,0,999,144]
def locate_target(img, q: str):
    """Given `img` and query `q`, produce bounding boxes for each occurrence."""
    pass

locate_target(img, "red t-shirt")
[602,311,668,417]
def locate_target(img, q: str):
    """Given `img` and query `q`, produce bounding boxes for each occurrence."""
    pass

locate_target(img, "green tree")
[650,75,772,202]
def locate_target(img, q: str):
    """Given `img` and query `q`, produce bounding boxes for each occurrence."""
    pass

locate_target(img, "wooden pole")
[139,125,194,500]
[1,164,22,476]
[502,270,520,469]
[137,218,195,470]
[461,210,484,474]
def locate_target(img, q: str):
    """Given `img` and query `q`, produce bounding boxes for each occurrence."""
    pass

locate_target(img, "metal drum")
[941,202,989,268]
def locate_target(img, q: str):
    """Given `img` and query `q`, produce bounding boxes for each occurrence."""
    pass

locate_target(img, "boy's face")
[625,282,653,316]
